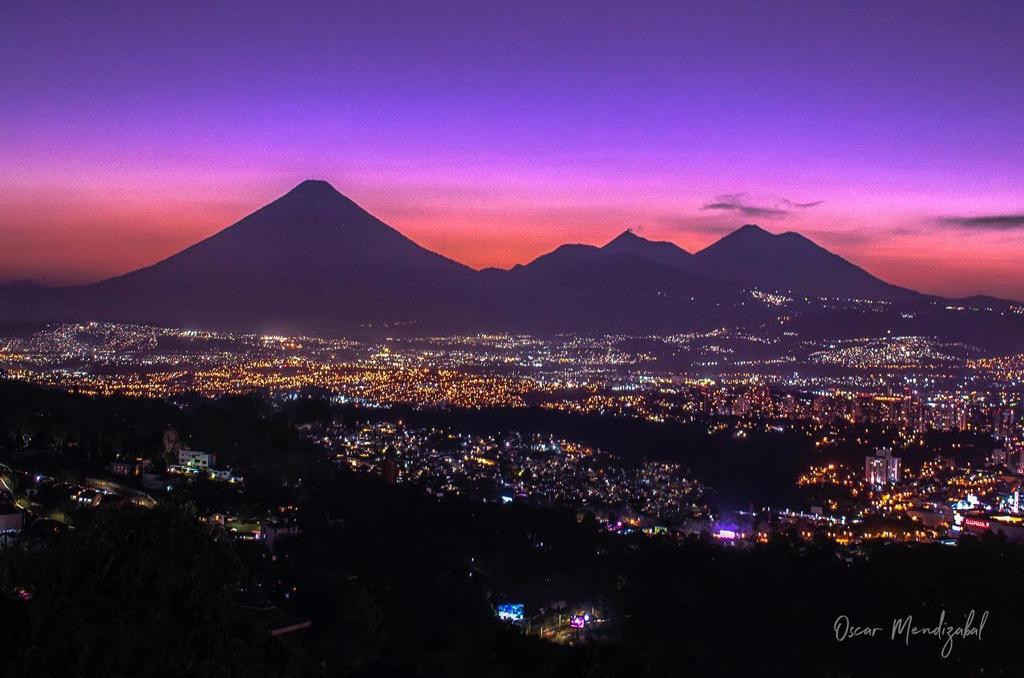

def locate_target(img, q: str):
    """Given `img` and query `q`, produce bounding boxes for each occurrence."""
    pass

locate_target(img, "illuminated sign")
[496,603,524,622]
[569,614,587,629]
[963,517,990,530]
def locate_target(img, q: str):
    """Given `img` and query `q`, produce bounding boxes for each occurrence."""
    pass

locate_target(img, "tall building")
[865,447,900,486]
[924,400,968,432]
[1010,446,1024,475]
[994,406,1017,440]
[731,394,750,417]
[901,393,925,434]
[781,394,799,419]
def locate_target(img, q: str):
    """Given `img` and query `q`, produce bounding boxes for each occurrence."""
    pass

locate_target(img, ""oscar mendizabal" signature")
[833,610,988,658]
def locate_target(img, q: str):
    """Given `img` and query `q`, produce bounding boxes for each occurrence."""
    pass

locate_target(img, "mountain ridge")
[690,223,918,300]
[1,180,1020,346]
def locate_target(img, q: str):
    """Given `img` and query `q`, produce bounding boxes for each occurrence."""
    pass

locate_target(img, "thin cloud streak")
[700,193,823,219]
[938,214,1024,230]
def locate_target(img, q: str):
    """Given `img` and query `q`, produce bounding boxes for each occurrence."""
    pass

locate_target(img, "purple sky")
[2,1,1023,298]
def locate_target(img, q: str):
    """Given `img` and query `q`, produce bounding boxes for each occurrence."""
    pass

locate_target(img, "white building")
[865,447,900,486]
[178,449,216,469]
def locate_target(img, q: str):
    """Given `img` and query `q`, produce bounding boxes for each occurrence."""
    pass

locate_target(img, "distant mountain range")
[2,180,1022,350]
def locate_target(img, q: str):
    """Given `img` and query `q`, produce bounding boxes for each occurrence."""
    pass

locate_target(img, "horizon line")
[0,179,1019,304]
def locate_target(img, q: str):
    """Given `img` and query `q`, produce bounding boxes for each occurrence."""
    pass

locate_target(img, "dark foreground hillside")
[0,381,1020,677]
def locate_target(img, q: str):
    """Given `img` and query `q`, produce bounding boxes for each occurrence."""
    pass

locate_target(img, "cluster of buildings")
[0,468,157,544]
[167,448,244,484]
[6,321,1024,553]
[308,421,709,529]
[104,448,243,486]
[3,323,1017,421]
[781,443,1024,546]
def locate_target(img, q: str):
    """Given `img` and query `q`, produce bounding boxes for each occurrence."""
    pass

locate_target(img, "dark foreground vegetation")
[0,380,1021,677]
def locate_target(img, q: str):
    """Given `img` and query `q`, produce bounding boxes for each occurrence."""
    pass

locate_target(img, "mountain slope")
[0,184,968,339]
[22,180,477,334]
[601,230,694,270]
[473,241,756,333]
[692,224,918,300]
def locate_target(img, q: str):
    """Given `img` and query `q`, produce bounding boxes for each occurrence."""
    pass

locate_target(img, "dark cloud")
[938,214,1024,230]
[700,193,822,219]
[703,202,789,218]
[701,194,788,219]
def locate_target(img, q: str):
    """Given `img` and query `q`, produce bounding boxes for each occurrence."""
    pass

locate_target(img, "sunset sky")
[2,1,1023,298]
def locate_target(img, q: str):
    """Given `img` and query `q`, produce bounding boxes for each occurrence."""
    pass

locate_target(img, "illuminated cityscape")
[4,313,1024,673]
[4,2,1024,675]
[4,320,1024,550]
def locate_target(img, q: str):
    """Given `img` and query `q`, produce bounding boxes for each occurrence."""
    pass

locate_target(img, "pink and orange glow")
[2,2,1023,298]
